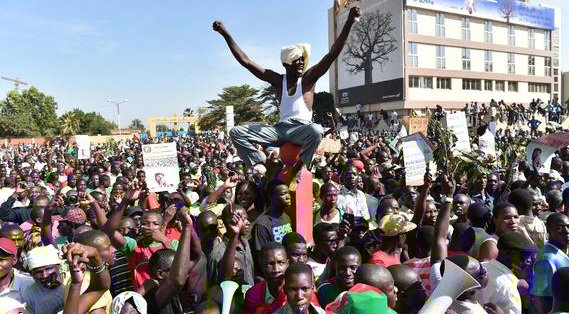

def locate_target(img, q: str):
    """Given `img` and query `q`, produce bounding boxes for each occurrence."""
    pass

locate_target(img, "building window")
[408,42,418,67]
[484,80,493,91]
[508,25,516,46]
[545,58,552,76]
[436,13,445,37]
[508,81,518,92]
[528,55,535,76]
[529,83,550,93]
[436,45,446,69]
[496,81,505,91]
[462,17,471,40]
[462,79,481,90]
[437,77,452,90]
[508,53,515,74]
[408,9,418,34]
[544,30,551,50]
[462,48,471,71]
[485,50,493,72]
[528,28,535,49]
[484,21,493,43]
[409,76,433,89]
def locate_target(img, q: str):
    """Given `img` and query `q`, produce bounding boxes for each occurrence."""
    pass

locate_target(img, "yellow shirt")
[64,270,112,313]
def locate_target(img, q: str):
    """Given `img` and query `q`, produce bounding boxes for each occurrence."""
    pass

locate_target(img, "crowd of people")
[0,105,566,314]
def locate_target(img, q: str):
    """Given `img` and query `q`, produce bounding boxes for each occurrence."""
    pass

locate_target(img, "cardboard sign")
[444,112,471,153]
[75,135,91,160]
[339,126,349,140]
[403,116,429,136]
[142,143,180,192]
[316,137,342,154]
[400,133,433,186]
[478,129,496,157]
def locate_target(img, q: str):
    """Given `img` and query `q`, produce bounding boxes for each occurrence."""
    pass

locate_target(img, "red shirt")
[369,250,400,267]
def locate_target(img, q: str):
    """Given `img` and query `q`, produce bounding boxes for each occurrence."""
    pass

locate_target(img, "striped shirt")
[404,256,432,295]
[109,251,133,297]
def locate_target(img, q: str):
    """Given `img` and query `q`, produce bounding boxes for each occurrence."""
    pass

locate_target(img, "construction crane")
[1,76,28,90]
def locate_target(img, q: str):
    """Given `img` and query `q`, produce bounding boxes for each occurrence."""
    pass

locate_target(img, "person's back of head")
[148,248,176,281]
[546,190,563,212]
[508,188,533,216]
[388,264,427,314]
[414,226,435,258]
[355,263,393,290]
[195,300,221,314]
[467,202,490,228]
[449,223,475,253]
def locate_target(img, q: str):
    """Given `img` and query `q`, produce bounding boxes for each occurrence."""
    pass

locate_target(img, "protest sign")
[403,116,429,136]
[339,126,349,140]
[478,129,496,157]
[142,142,180,192]
[527,132,569,174]
[400,133,433,186]
[75,135,91,160]
[444,112,471,153]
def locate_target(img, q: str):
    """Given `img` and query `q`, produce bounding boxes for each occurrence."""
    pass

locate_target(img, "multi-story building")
[329,0,561,115]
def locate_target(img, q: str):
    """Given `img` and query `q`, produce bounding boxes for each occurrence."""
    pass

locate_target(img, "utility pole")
[1,76,28,90]
[106,99,129,137]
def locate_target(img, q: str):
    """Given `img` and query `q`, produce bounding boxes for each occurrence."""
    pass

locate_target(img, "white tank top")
[279,74,312,123]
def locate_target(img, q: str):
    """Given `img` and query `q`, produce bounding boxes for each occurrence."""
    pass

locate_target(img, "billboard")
[336,0,404,107]
[406,0,555,30]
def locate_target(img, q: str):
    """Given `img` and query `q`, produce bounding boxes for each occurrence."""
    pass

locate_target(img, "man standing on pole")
[213,6,362,183]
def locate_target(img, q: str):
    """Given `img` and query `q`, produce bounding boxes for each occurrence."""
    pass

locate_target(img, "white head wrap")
[0,297,26,314]
[27,245,61,270]
[280,44,311,70]
[112,291,147,314]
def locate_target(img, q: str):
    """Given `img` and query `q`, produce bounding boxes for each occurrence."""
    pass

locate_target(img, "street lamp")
[106,99,129,137]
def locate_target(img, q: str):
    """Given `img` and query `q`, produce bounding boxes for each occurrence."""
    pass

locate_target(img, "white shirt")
[478,260,522,314]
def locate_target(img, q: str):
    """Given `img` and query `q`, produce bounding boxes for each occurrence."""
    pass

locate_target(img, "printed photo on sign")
[142,143,180,192]
[526,142,556,174]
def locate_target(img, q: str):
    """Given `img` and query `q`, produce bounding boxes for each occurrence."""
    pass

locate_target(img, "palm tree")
[60,112,80,136]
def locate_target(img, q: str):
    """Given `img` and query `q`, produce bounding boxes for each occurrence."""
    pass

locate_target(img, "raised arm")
[411,170,433,226]
[102,188,139,248]
[431,175,455,265]
[41,193,63,246]
[222,208,245,281]
[213,21,281,86]
[153,211,194,309]
[303,6,362,87]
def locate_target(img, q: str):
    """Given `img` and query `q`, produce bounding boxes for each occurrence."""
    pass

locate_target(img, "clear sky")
[0,0,566,128]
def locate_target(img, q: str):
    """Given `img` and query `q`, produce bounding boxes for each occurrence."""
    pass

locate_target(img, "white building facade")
[330,0,561,114]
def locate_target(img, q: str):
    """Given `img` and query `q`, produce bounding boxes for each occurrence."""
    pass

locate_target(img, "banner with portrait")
[142,142,180,192]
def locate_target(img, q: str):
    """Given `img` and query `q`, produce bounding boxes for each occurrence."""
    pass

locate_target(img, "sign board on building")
[335,0,404,107]
[406,0,555,30]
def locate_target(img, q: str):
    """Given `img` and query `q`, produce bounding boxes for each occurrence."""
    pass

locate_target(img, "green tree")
[60,111,81,136]
[258,85,279,124]
[183,108,195,117]
[312,91,336,126]
[58,109,115,135]
[199,85,265,131]
[129,118,145,130]
[0,87,59,137]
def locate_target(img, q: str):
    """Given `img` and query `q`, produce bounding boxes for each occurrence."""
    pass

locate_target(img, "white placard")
[226,106,235,133]
[478,129,496,157]
[142,142,180,192]
[75,135,91,160]
[339,126,349,140]
[444,112,471,153]
[401,134,433,186]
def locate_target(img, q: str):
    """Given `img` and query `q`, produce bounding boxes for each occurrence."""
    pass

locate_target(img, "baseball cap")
[0,238,17,256]
[62,207,87,225]
[378,214,417,237]
[27,245,61,270]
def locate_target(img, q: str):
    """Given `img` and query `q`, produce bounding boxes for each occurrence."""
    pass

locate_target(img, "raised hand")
[63,242,101,267]
[348,6,362,23]
[69,262,87,284]
[212,21,227,35]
